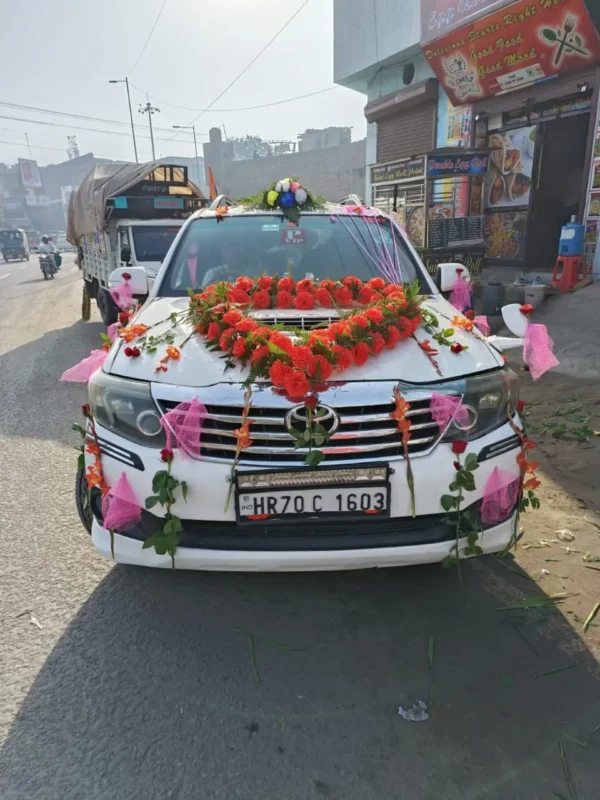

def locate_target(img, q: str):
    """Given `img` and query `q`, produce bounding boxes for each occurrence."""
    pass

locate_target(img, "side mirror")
[120,245,132,264]
[108,266,148,296]
[501,303,528,337]
[436,262,471,292]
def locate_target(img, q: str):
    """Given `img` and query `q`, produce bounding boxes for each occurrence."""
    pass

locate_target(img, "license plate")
[235,465,390,524]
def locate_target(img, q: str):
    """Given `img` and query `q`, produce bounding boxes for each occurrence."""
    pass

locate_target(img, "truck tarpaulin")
[66,161,205,244]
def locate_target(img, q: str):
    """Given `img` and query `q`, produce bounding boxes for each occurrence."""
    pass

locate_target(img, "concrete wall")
[209,139,367,203]
[334,0,420,87]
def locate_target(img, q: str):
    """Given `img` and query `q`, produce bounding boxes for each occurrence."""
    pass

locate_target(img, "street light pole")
[173,124,201,187]
[140,100,160,160]
[108,78,138,163]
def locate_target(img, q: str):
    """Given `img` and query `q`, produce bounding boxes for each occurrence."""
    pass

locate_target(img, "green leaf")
[152,470,169,493]
[457,470,476,492]
[441,494,457,511]
[313,433,326,446]
[305,450,324,468]
[145,495,160,509]
[464,453,479,471]
[180,481,188,502]
[77,452,85,471]
[448,481,459,492]
[72,422,87,437]
[442,328,454,337]
[302,429,312,444]
[99,332,112,344]
[164,516,183,536]
[142,532,159,550]
[158,487,170,505]
[541,28,557,42]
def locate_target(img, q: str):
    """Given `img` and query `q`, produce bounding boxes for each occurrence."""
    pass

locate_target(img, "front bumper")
[92,514,515,571]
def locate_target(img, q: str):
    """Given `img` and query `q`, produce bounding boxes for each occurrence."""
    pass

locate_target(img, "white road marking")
[0,273,11,280]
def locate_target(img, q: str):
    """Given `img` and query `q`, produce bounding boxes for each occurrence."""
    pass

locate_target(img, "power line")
[169,0,312,142]
[130,0,168,75]
[131,84,339,113]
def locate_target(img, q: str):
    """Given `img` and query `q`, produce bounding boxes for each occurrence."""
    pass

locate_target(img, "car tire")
[75,464,93,534]
[97,286,119,326]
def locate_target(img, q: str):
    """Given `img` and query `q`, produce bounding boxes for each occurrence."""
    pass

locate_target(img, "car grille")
[157,394,443,465]
[249,311,338,330]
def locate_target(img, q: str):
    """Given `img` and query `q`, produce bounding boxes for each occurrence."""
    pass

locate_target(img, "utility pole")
[139,98,160,160]
[109,77,139,163]
[172,124,201,187]
[25,133,32,158]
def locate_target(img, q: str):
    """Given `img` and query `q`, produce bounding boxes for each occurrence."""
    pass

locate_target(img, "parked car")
[78,201,524,572]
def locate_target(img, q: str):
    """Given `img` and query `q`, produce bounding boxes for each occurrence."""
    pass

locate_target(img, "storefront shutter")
[376,103,436,163]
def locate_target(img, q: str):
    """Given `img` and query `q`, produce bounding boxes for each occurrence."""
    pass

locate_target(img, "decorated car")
[63,180,556,571]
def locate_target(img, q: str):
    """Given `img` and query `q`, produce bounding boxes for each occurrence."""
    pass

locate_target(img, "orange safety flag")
[207,166,217,202]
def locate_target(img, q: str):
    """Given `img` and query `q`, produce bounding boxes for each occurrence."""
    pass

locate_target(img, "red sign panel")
[422,0,600,107]
[421,0,515,46]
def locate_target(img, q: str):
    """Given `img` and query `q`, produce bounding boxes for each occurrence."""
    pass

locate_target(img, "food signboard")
[422,0,600,107]
[371,157,426,185]
[484,209,528,260]
[427,150,490,177]
[485,125,535,209]
[421,0,515,47]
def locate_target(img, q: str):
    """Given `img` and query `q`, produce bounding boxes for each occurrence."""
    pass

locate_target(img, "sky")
[0,0,367,167]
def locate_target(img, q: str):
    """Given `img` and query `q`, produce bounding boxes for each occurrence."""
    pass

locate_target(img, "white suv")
[78,204,523,571]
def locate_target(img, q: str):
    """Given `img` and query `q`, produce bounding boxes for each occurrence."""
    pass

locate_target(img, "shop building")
[333,0,600,276]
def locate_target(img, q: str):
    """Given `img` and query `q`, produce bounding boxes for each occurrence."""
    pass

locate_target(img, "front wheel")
[97,286,119,326]
[75,464,93,534]
[41,261,50,280]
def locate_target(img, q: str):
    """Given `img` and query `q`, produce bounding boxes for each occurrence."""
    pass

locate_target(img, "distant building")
[297,127,352,152]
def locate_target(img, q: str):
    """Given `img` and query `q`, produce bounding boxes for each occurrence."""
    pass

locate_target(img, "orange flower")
[419,339,439,356]
[166,346,181,361]
[86,442,101,457]
[523,476,541,491]
[391,387,411,446]
[119,323,149,343]
[233,421,253,449]
[452,315,474,332]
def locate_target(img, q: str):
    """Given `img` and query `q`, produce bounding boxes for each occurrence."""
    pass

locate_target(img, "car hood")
[107,295,504,387]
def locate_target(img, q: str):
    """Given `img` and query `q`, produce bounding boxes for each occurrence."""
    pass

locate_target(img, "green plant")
[441,448,481,573]
[144,451,188,568]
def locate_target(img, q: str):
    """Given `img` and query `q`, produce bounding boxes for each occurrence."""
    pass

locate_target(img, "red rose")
[455,267,464,275]
[219,332,234,352]
[520,304,534,316]
[305,394,319,412]
[385,325,401,348]
[308,355,334,381]
[276,290,294,309]
[294,291,315,311]
[352,314,370,329]
[291,345,312,370]
[251,290,271,310]
[359,285,376,303]
[269,331,293,353]
[257,275,273,290]
[121,272,131,281]
[254,326,271,339]
[308,330,331,348]
[369,333,385,354]
[269,360,292,387]
[235,276,254,292]
[352,342,370,366]
[364,307,384,324]
[296,278,314,293]
[315,287,334,307]
[450,342,464,354]
[228,288,250,305]
[160,448,174,463]
[222,309,242,325]
[335,286,353,306]
[235,318,258,333]
[517,400,526,413]
[284,370,310,398]
[123,346,133,357]
[124,346,140,357]
[118,311,129,325]
[396,317,416,337]
[452,440,467,454]
[278,276,295,292]
[332,345,353,370]
[81,403,91,419]
[342,276,362,292]
[453,461,461,471]
[464,309,475,320]
[232,338,247,358]
[368,277,386,291]
[250,345,271,364]
[319,279,336,292]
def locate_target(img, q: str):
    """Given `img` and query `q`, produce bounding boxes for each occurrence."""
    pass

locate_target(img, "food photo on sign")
[485,126,535,209]
[421,0,600,106]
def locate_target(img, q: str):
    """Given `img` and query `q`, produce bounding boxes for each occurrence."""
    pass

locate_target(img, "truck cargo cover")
[67,161,205,244]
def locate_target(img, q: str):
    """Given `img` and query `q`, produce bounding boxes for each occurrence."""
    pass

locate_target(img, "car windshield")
[132,225,181,262]
[159,213,429,296]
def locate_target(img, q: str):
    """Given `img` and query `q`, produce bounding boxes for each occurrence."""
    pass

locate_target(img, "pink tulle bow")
[474,315,490,336]
[523,322,559,381]
[430,393,469,432]
[60,349,107,383]
[109,280,133,311]
[450,275,472,312]
[107,322,119,342]
[102,472,142,532]
[160,397,207,457]
[481,467,520,525]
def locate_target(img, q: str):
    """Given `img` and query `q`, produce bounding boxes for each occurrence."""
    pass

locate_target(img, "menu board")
[484,210,528,261]
[428,215,484,249]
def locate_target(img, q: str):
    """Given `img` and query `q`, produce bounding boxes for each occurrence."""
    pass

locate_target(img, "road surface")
[0,255,598,799]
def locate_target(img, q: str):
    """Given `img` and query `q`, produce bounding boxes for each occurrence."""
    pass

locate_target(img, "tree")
[229,135,272,161]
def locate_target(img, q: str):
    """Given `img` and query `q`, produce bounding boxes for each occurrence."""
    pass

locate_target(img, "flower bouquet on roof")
[259,178,320,223]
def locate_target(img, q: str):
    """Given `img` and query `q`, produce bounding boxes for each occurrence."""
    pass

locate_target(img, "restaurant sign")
[427,150,490,177]
[422,0,600,108]
[371,157,426,185]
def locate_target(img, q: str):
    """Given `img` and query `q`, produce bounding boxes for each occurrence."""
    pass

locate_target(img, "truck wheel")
[97,286,119,326]
[75,464,93,534]
[82,287,92,321]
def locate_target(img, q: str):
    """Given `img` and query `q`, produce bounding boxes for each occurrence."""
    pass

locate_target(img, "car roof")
[188,203,392,222]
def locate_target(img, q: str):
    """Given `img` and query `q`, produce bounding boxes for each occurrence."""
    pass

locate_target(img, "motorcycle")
[39,254,58,280]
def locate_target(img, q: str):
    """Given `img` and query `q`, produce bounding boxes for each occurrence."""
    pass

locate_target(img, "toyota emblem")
[285,403,340,435]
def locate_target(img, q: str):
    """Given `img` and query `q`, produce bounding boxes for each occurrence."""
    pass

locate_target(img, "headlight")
[441,368,519,442]
[88,371,166,448]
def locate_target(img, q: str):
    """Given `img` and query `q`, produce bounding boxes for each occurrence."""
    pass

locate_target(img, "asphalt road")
[0,256,598,800]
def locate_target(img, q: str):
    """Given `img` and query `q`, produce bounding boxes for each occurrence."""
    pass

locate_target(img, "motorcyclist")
[38,235,60,271]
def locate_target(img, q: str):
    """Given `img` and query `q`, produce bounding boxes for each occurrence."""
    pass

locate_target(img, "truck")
[67,161,207,325]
